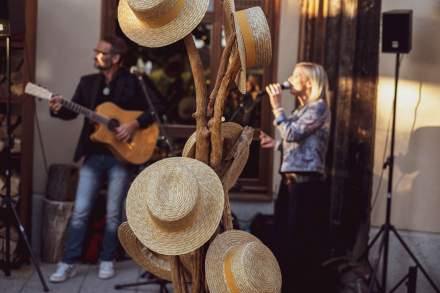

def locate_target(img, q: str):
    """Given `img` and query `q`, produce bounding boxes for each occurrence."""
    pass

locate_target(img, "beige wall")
[33,1,101,194]
[372,0,440,232]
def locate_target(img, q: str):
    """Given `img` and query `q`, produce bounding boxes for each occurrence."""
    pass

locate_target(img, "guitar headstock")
[24,82,53,101]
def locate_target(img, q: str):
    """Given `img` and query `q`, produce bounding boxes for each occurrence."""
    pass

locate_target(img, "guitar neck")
[60,99,109,125]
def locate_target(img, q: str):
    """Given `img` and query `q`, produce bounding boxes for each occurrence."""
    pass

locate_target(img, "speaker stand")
[366,53,439,293]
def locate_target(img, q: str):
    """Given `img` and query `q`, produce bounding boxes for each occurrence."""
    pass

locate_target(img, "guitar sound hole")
[108,119,120,132]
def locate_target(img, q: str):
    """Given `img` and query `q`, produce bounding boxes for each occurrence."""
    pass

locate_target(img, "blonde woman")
[260,62,332,293]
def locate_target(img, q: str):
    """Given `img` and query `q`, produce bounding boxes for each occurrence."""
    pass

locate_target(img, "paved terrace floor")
[0,260,174,293]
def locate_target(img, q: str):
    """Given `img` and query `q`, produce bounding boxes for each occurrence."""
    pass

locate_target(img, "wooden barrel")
[41,198,74,263]
[45,164,78,202]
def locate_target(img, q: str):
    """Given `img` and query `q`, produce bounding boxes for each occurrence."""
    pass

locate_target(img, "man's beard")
[94,59,112,71]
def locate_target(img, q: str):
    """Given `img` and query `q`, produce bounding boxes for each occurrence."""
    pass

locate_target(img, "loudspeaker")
[382,10,412,53]
[0,0,25,37]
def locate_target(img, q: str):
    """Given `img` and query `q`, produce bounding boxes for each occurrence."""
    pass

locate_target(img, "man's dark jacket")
[51,68,164,162]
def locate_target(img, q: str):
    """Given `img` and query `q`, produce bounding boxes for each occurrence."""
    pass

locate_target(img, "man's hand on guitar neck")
[49,95,63,114]
[116,120,140,143]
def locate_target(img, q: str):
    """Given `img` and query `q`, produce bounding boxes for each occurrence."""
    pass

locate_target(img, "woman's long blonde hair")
[294,62,330,106]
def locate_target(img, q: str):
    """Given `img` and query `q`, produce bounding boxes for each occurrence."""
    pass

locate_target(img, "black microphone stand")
[0,21,49,291]
[229,91,263,123]
[366,53,439,293]
[134,71,175,155]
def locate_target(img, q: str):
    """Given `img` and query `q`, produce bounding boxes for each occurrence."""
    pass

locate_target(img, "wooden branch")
[222,188,233,231]
[219,127,254,231]
[207,33,236,118]
[209,52,241,171]
[219,126,254,178]
[190,246,209,293]
[171,256,188,293]
[184,35,210,164]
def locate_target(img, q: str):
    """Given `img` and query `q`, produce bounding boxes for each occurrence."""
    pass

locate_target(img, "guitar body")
[90,102,159,164]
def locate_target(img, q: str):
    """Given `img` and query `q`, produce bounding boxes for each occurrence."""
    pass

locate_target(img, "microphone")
[254,81,291,96]
[130,57,152,75]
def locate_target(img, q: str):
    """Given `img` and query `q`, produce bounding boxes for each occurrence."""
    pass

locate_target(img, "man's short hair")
[102,35,128,57]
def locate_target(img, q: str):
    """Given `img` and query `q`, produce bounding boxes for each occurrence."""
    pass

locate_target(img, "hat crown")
[127,0,178,18]
[234,6,272,69]
[232,242,281,292]
[146,165,199,223]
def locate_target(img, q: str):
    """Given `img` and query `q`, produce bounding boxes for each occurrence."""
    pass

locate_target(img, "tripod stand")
[0,20,49,291]
[114,271,170,292]
[367,53,440,293]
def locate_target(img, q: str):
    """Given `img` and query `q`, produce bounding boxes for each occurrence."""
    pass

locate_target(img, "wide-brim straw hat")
[126,157,224,255]
[205,230,282,293]
[182,122,243,158]
[223,0,236,40]
[117,222,192,281]
[223,0,246,93]
[234,7,272,93]
[182,122,248,190]
[118,0,210,48]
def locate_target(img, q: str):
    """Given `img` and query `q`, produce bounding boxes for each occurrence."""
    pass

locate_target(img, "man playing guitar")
[48,35,164,283]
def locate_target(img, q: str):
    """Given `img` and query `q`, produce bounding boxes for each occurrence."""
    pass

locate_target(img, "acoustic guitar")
[25,82,159,165]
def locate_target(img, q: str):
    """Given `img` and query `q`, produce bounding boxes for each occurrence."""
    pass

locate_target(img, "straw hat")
[182,122,248,190]
[221,127,252,191]
[233,7,272,93]
[223,0,236,40]
[118,0,210,48]
[223,0,246,93]
[118,222,172,280]
[182,122,243,158]
[126,157,224,255]
[205,230,282,293]
[118,222,193,281]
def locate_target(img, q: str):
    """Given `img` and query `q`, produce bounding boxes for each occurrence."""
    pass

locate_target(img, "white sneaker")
[98,261,115,279]
[49,262,77,283]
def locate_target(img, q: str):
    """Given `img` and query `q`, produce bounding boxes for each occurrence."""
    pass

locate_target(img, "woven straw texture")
[118,221,193,281]
[223,0,246,93]
[205,230,282,293]
[234,6,272,92]
[182,122,245,190]
[221,134,251,191]
[118,0,209,48]
[223,0,236,40]
[182,122,243,158]
[126,157,224,255]
[118,222,172,280]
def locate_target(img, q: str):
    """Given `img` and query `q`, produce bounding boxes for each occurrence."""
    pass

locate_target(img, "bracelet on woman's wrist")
[272,107,284,117]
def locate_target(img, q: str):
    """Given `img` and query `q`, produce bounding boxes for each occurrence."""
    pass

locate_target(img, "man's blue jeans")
[62,154,132,264]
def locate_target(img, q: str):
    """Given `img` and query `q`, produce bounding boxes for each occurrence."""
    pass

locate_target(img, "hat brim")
[182,122,243,158]
[118,222,194,280]
[118,222,172,280]
[234,7,273,94]
[235,24,248,94]
[223,0,246,94]
[205,230,261,293]
[126,157,224,255]
[118,0,209,48]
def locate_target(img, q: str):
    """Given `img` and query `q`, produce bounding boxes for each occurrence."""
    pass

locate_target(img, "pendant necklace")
[103,86,110,96]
